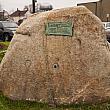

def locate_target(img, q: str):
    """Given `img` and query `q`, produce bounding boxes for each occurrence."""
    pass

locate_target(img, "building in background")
[77,0,110,22]
[9,3,53,24]
[10,8,28,23]
[28,3,53,13]
[0,10,9,21]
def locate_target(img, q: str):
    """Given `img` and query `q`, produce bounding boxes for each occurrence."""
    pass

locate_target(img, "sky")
[0,0,99,12]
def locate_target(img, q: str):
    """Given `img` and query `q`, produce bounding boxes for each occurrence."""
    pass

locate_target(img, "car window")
[106,23,110,29]
[2,22,18,28]
[103,22,110,29]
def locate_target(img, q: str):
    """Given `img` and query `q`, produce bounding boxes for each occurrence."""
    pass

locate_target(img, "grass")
[0,42,10,62]
[0,92,110,110]
[0,42,110,110]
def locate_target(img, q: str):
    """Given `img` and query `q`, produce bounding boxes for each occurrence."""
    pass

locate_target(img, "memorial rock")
[0,6,110,105]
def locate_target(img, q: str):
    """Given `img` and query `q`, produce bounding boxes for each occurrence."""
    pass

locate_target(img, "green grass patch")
[0,92,110,110]
[0,42,10,62]
[0,42,10,48]
[0,92,49,110]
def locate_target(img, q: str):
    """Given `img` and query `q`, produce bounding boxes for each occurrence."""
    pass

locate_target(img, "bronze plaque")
[45,21,73,36]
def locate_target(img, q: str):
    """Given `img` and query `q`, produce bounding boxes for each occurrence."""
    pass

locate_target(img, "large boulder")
[0,6,110,105]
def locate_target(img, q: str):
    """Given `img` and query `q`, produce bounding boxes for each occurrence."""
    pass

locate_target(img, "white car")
[0,21,18,41]
[103,22,110,42]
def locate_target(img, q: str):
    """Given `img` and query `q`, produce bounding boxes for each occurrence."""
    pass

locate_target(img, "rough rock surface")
[0,6,110,105]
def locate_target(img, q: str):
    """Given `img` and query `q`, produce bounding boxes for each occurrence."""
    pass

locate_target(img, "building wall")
[78,0,110,22]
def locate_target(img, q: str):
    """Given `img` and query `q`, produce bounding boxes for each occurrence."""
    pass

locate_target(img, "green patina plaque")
[45,21,73,36]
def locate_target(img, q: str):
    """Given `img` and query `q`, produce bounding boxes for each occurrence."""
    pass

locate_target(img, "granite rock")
[0,6,110,105]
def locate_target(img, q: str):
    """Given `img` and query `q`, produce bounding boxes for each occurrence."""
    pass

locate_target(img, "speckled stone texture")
[0,6,110,105]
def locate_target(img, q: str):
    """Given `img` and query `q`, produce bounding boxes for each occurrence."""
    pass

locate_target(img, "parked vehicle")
[0,21,18,41]
[103,22,110,43]
[0,29,3,37]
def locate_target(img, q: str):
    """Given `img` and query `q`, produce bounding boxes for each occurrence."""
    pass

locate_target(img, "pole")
[100,0,103,21]
[107,14,109,22]
[32,0,35,13]
[93,2,97,16]
[95,2,97,16]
